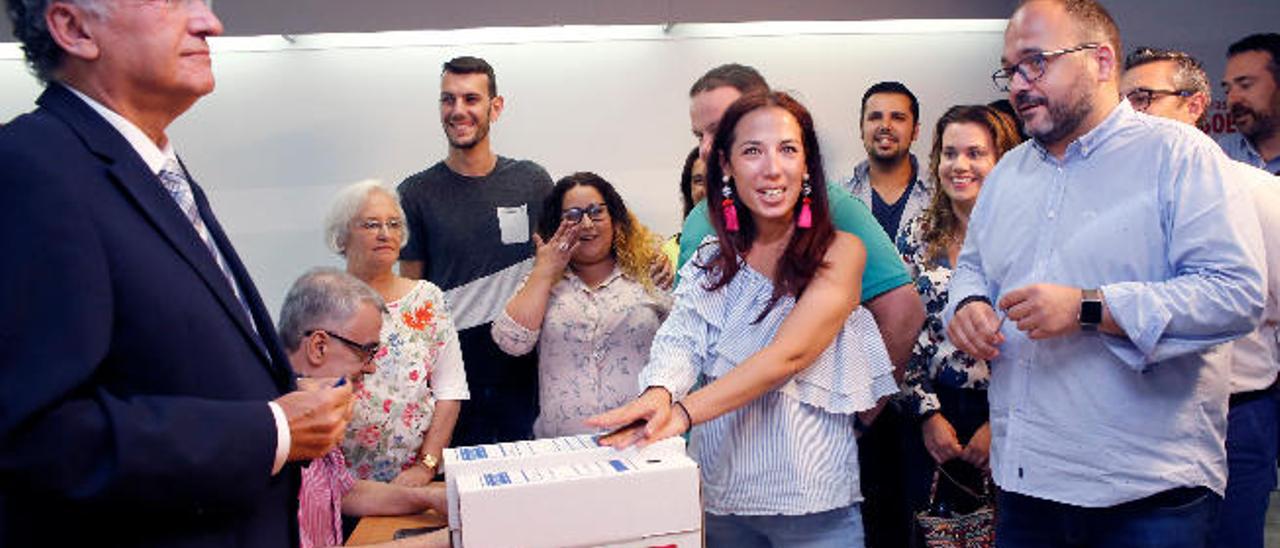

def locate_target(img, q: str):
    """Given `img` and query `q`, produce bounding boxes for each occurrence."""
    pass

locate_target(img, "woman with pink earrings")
[591,91,897,548]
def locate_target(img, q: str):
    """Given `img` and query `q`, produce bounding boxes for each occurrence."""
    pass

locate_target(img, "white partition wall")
[0,21,1008,316]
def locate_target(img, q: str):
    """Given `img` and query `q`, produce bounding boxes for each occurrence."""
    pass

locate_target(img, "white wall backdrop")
[2,21,1011,316]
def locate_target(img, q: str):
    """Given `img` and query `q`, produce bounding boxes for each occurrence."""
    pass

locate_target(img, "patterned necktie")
[158,157,254,324]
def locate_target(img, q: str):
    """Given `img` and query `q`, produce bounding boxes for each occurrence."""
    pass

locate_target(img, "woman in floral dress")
[325,180,469,485]
[895,105,1021,516]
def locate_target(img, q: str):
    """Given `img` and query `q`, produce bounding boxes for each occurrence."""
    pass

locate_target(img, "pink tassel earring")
[721,175,739,232]
[797,178,813,229]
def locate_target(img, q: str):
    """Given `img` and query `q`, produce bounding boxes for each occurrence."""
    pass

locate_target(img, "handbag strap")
[934,462,989,503]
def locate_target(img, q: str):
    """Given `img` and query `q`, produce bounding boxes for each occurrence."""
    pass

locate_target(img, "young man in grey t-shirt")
[399,56,553,446]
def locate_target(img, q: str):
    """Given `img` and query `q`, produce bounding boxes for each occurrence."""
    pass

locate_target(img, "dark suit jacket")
[0,84,300,546]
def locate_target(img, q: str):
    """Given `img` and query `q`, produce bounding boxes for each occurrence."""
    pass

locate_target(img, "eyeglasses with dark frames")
[992,43,1101,92]
[305,329,381,364]
[1124,88,1195,111]
[561,203,609,224]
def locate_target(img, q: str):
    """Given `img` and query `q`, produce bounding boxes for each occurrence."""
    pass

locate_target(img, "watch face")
[1081,300,1103,324]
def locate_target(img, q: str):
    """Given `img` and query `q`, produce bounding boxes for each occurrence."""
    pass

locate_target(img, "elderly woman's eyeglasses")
[1124,88,1195,111]
[561,203,609,224]
[357,218,403,234]
[305,329,381,364]
[992,43,1100,92]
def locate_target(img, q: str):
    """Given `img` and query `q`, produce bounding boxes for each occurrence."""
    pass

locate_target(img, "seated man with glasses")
[279,268,451,548]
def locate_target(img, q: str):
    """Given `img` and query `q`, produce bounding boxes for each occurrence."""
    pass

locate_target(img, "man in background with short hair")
[1124,45,1280,548]
[1220,33,1280,175]
[843,81,932,245]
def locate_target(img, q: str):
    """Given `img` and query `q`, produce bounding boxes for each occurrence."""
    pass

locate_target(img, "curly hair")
[918,105,1022,267]
[538,172,662,294]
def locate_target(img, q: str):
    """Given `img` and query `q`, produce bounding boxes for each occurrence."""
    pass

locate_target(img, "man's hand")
[999,284,1081,340]
[921,413,964,464]
[275,383,354,462]
[649,254,674,290]
[947,300,1004,360]
[961,422,991,471]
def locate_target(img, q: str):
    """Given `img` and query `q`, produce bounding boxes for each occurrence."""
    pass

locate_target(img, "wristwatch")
[1079,288,1102,331]
[418,452,438,471]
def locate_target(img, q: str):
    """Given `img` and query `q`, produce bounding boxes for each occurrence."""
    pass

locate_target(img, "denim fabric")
[996,487,1220,548]
[1210,391,1279,548]
[706,504,865,548]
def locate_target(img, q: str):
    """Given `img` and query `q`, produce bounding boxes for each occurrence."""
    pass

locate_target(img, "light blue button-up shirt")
[1217,131,1280,175]
[944,101,1265,507]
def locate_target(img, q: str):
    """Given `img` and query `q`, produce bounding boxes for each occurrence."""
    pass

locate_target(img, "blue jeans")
[1210,390,1279,548]
[996,487,1219,548]
[706,505,865,548]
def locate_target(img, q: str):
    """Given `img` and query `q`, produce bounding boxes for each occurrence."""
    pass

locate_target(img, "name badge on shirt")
[496,204,530,245]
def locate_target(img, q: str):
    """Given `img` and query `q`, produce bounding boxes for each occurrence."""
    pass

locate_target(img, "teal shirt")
[677,182,911,301]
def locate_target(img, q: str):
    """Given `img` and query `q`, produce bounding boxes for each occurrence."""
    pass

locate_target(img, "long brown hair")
[702,91,835,318]
[919,105,1022,266]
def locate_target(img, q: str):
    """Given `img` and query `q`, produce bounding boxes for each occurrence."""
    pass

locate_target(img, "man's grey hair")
[277,267,385,352]
[6,0,107,84]
[324,179,408,256]
[1125,47,1211,96]
[1125,47,1211,126]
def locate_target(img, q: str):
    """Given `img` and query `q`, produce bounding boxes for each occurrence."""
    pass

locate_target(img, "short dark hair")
[1228,33,1280,86]
[1022,0,1122,67]
[442,56,497,97]
[860,81,920,124]
[689,64,769,97]
[1124,47,1210,96]
[6,0,106,84]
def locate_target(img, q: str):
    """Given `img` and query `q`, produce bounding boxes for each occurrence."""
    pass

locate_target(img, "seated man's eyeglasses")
[992,43,1101,92]
[561,203,609,224]
[1124,88,1195,111]
[305,329,381,364]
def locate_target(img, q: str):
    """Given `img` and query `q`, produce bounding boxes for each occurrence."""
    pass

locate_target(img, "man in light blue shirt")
[946,1,1266,546]
[1218,33,1280,175]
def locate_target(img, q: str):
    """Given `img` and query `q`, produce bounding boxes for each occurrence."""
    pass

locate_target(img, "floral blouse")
[342,280,469,482]
[492,267,672,438]
[896,216,990,418]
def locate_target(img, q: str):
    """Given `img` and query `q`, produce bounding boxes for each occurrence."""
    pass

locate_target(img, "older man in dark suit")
[0,1,353,546]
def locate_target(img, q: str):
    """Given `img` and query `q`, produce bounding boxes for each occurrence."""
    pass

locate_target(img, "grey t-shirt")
[398,156,553,384]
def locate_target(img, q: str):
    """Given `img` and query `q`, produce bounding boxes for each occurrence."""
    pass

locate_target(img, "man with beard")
[1220,33,1280,175]
[842,80,932,548]
[843,81,932,246]
[398,56,553,446]
[946,1,1265,545]
[1123,46,1280,548]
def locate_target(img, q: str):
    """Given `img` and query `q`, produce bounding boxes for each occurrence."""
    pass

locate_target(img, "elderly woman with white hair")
[325,180,469,487]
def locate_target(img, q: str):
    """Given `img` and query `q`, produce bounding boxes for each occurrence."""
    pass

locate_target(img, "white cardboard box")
[443,435,702,548]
